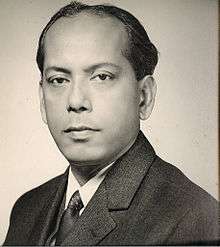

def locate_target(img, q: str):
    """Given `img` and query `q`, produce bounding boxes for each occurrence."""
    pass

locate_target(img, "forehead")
[44,13,129,63]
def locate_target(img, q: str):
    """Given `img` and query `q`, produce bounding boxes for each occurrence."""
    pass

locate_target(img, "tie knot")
[67,190,84,213]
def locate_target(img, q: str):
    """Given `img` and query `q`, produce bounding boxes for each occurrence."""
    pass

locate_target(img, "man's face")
[40,13,144,166]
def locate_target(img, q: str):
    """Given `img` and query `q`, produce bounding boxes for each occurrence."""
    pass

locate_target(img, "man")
[3,1,219,245]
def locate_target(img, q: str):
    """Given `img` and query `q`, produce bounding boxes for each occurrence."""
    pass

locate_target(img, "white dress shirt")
[49,163,114,245]
[65,163,113,214]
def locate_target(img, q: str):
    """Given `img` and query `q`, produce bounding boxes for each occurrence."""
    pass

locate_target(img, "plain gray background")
[0,0,218,243]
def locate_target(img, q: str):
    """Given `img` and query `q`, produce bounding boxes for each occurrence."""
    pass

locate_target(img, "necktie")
[55,190,84,245]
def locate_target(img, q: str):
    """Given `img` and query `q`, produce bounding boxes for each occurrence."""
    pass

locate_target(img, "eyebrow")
[44,66,71,75]
[44,63,122,75]
[83,63,122,73]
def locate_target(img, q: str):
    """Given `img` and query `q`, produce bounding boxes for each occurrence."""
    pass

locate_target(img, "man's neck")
[69,132,139,186]
[70,163,110,186]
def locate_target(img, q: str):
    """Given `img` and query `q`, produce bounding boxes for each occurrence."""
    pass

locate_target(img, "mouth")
[64,126,100,133]
[63,126,100,141]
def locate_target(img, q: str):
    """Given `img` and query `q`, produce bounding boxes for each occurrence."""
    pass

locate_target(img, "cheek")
[44,94,67,128]
[93,86,140,127]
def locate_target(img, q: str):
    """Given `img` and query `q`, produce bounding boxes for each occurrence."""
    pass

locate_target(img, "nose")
[67,80,92,113]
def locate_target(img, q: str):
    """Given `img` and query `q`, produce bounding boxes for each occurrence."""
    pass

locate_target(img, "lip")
[63,126,100,133]
[63,126,100,140]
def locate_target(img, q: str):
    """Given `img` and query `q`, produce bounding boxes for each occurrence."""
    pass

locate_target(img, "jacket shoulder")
[149,157,219,244]
[14,173,64,210]
[151,156,218,205]
[7,172,65,229]
[3,172,66,246]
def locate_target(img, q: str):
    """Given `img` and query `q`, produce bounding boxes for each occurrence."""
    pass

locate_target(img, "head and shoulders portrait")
[0,0,219,245]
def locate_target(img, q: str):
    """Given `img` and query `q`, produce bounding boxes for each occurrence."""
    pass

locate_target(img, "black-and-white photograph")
[0,0,218,245]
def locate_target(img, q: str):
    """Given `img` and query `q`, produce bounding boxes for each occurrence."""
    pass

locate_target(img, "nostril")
[67,105,88,113]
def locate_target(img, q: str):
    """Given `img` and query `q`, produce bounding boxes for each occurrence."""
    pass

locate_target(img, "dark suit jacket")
[3,132,219,245]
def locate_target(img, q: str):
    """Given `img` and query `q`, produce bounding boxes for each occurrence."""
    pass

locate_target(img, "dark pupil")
[56,78,64,84]
[99,74,107,80]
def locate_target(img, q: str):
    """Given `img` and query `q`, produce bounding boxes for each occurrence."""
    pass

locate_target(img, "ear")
[39,81,47,124]
[138,75,157,120]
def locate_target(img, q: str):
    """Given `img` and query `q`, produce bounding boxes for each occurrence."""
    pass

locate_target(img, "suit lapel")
[105,131,156,210]
[62,131,156,245]
[28,168,69,245]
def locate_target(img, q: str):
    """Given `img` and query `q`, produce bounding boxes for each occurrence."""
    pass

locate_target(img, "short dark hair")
[36,1,158,81]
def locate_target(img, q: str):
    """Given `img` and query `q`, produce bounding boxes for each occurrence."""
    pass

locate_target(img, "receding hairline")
[41,11,132,68]
[45,10,129,36]
[36,1,158,80]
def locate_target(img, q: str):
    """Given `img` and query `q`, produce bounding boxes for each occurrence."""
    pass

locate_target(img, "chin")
[61,146,110,166]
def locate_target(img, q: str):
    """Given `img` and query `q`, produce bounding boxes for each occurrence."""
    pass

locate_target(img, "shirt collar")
[65,163,113,213]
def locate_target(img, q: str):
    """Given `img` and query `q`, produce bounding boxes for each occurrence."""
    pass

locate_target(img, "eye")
[97,74,111,81]
[46,77,69,86]
[91,73,114,82]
